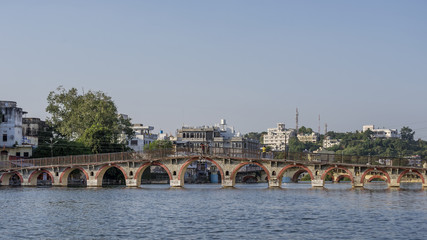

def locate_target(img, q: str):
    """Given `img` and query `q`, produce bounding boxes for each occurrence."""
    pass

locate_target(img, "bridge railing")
[0,148,425,171]
[282,152,420,167]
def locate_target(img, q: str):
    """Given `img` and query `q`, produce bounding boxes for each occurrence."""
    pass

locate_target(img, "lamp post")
[46,137,58,157]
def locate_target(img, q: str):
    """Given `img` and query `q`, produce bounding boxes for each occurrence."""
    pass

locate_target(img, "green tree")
[401,126,415,142]
[46,86,133,153]
[288,137,306,153]
[32,126,91,157]
[144,140,173,151]
[298,126,313,135]
[244,132,266,144]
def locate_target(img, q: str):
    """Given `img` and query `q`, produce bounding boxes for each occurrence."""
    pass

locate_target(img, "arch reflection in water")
[67,169,87,187]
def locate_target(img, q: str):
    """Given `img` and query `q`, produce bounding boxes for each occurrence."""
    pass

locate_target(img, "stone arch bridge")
[1,148,426,188]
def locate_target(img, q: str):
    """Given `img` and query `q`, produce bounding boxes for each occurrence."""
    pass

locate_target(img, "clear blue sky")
[1,1,427,138]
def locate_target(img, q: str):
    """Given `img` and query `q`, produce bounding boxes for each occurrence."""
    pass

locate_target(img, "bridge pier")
[87,179,101,188]
[269,178,280,188]
[222,179,234,188]
[352,183,364,188]
[311,179,324,188]
[170,179,184,187]
[389,179,400,188]
[126,179,138,188]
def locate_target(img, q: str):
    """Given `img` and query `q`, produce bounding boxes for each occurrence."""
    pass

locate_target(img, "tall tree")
[400,126,415,142]
[46,86,133,153]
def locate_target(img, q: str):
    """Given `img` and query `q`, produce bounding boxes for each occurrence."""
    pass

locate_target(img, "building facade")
[323,136,340,149]
[0,101,32,160]
[297,132,319,143]
[362,125,400,138]
[128,124,158,152]
[174,119,260,153]
[22,118,47,147]
[263,123,296,151]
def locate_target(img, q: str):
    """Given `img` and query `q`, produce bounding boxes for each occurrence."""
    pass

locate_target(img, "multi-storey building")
[22,118,47,147]
[174,119,260,152]
[297,132,319,143]
[323,136,340,148]
[263,123,296,151]
[128,124,158,152]
[362,125,400,138]
[0,101,32,160]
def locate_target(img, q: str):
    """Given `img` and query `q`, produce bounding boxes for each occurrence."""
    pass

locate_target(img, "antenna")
[296,108,299,133]
[325,123,328,140]
[318,114,321,135]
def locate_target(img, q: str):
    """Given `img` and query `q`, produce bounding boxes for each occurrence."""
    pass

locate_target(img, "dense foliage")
[143,140,173,151]
[325,127,427,158]
[32,126,91,157]
[244,132,266,144]
[44,86,133,154]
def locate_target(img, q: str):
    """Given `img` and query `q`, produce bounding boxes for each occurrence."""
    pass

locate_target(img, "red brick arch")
[397,169,425,184]
[59,167,89,183]
[367,175,388,182]
[335,175,351,182]
[178,157,224,182]
[134,162,172,181]
[0,171,23,184]
[292,170,310,182]
[95,164,128,180]
[321,166,354,183]
[231,162,270,181]
[278,164,314,181]
[28,169,55,184]
[360,168,391,183]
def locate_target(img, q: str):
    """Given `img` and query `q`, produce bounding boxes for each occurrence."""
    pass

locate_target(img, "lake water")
[0,183,426,239]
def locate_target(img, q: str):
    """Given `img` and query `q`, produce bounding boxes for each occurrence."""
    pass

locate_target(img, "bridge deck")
[1,148,426,172]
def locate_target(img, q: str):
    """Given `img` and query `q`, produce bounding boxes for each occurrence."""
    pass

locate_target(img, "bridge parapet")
[1,148,426,182]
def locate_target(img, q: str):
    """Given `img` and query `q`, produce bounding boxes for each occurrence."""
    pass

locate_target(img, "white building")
[263,123,296,151]
[128,124,158,152]
[0,101,32,160]
[297,132,319,143]
[323,136,340,148]
[174,119,260,151]
[362,125,400,138]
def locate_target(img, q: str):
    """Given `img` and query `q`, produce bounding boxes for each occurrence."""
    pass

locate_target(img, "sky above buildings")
[1,1,427,138]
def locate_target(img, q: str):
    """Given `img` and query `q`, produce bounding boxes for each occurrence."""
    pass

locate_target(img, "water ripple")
[0,184,426,239]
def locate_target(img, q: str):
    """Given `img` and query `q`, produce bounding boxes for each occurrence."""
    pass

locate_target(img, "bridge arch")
[231,162,270,186]
[95,164,128,186]
[59,167,89,186]
[0,171,23,185]
[397,169,425,184]
[367,175,388,182]
[178,157,224,184]
[321,166,354,183]
[28,169,55,185]
[278,164,314,183]
[335,175,351,183]
[360,168,391,183]
[134,162,172,186]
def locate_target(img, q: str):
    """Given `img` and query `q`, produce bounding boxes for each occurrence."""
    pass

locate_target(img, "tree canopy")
[45,87,132,154]
[324,126,427,158]
[244,132,266,144]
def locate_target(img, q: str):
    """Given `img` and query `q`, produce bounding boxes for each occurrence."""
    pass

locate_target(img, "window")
[24,152,29,157]
[16,152,21,157]
[2,134,6,142]
[131,140,138,146]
